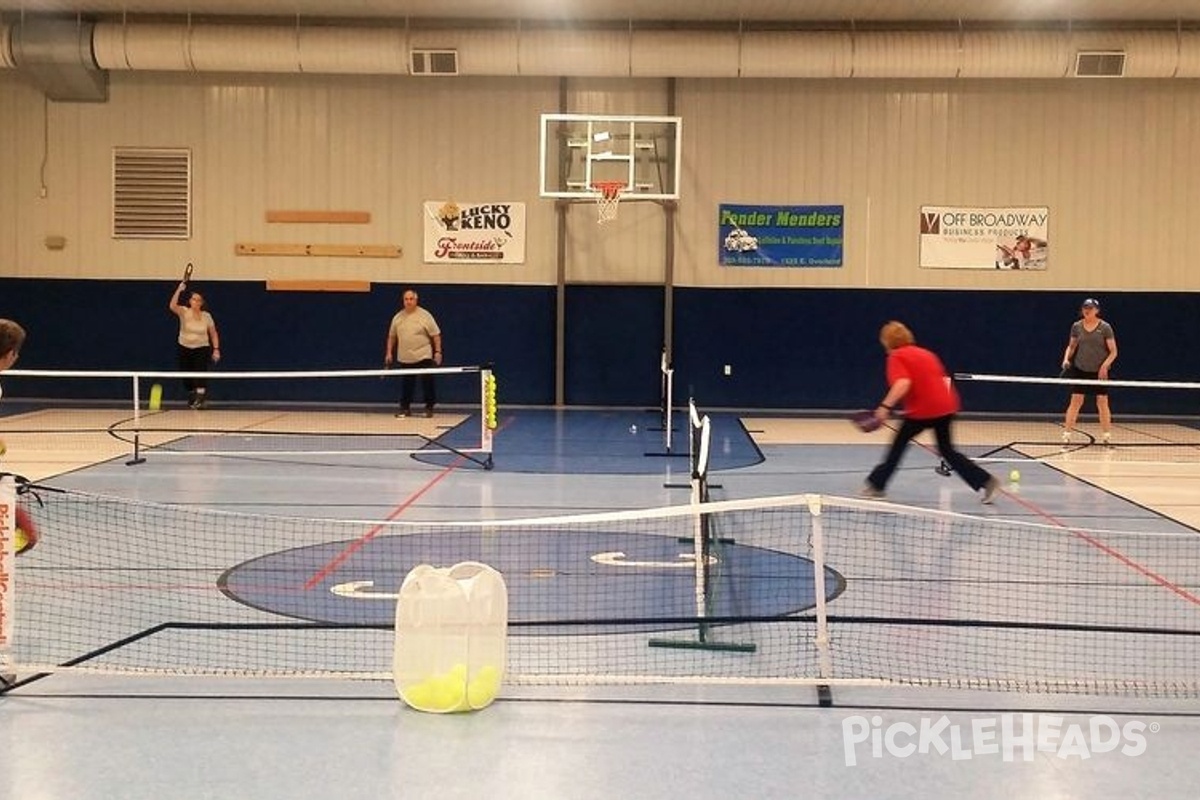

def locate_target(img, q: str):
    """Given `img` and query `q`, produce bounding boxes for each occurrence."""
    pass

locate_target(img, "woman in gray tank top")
[1060,297,1117,446]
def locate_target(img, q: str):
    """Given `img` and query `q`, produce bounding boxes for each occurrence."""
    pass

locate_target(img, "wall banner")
[920,206,1049,270]
[718,204,844,267]
[423,201,526,264]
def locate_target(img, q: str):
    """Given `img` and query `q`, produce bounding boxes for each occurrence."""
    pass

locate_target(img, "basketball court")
[4,383,1200,798]
[4,116,1200,784]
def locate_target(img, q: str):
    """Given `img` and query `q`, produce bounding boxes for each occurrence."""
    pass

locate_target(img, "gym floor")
[3,407,1199,799]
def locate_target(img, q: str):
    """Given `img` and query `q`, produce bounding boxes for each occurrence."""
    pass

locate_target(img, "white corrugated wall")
[3,69,1200,291]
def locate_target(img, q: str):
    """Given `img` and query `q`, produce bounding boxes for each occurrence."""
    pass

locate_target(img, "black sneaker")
[395,408,411,418]
[424,408,434,418]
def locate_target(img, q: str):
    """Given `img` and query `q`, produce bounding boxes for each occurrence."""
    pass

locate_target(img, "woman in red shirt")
[862,321,999,503]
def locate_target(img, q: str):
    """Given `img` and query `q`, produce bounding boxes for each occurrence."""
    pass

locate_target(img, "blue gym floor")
[3,408,1200,800]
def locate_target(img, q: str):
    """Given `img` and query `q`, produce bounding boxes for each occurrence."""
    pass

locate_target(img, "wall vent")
[410,49,459,76]
[112,148,192,240]
[1075,50,1126,77]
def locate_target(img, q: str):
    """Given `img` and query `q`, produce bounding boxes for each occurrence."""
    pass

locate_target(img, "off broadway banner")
[920,206,1049,270]
[719,204,844,267]
[424,201,526,264]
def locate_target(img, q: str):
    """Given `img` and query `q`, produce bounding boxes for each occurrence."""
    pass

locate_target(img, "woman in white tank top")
[168,281,221,408]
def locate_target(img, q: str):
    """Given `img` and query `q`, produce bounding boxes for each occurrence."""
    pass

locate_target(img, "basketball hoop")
[592,181,626,225]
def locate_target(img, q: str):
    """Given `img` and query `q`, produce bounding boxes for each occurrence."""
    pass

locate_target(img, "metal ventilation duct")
[9,18,108,101]
[1,23,15,69]
[73,21,1200,80]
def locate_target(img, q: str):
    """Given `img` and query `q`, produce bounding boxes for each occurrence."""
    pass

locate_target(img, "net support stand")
[808,494,835,707]
[124,375,146,466]
[646,372,688,459]
[125,432,146,466]
[649,479,755,653]
[663,399,718,486]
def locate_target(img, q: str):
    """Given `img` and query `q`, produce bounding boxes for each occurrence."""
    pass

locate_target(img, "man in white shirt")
[384,289,443,418]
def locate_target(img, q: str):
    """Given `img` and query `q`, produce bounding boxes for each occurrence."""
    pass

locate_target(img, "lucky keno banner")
[919,206,1049,270]
[423,201,526,264]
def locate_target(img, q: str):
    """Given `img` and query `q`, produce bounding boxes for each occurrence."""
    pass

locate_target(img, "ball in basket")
[14,507,38,555]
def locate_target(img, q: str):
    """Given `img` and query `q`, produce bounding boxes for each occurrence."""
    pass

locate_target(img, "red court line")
[905,433,1200,608]
[302,416,513,591]
[1001,489,1200,607]
[301,460,462,591]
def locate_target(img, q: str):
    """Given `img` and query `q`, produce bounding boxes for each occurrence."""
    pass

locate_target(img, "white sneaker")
[859,484,886,500]
[1102,431,1113,447]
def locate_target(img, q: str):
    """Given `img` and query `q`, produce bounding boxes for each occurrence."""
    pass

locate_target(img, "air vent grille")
[112,147,192,240]
[411,49,459,76]
[1075,51,1126,78]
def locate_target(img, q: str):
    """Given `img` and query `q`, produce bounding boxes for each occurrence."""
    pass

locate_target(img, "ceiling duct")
[85,21,1200,81]
[300,27,406,74]
[93,23,408,74]
[1,23,15,69]
[958,31,1071,78]
[411,28,517,75]
[632,30,740,78]
[516,29,628,76]
[9,18,108,101]
[1176,30,1200,77]
[740,32,854,78]
[852,31,961,78]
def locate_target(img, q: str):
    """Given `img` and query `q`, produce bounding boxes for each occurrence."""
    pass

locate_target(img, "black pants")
[867,413,992,492]
[399,358,436,411]
[177,344,211,392]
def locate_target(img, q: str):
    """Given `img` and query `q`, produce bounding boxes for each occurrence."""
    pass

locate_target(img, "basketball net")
[593,181,625,225]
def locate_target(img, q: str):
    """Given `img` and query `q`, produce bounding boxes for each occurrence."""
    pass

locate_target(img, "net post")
[806,493,835,707]
[692,488,706,634]
[125,433,145,466]
[646,377,688,461]
[126,375,145,466]
[650,417,755,653]
[480,366,496,470]
[662,349,674,453]
[0,475,16,687]
[661,396,699,487]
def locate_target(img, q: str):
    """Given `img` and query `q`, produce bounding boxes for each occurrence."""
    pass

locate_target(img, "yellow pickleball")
[403,679,435,709]
[429,673,467,712]
[467,665,502,709]
[149,383,163,411]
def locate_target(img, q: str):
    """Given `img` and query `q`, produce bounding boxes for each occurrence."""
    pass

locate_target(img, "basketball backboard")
[539,113,681,201]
